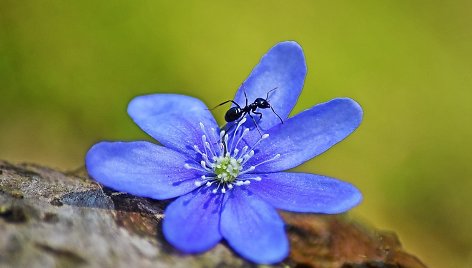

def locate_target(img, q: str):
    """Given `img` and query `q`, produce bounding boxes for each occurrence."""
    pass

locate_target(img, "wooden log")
[0,160,427,268]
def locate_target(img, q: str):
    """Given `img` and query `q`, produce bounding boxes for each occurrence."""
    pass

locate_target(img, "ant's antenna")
[266,87,283,124]
[266,87,278,101]
[270,106,284,124]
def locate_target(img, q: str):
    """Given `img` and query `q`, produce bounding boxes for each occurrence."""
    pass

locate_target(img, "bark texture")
[0,160,427,268]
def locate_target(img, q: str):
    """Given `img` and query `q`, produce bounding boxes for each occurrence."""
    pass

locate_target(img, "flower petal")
[246,98,363,172]
[163,188,223,253]
[127,94,219,158]
[245,172,362,214]
[85,141,200,199]
[220,188,288,264]
[230,41,306,140]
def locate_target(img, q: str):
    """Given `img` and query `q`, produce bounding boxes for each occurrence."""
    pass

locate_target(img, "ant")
[211,87,283,135]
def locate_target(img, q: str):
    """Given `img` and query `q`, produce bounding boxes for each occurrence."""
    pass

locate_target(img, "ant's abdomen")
[225,107,242,122]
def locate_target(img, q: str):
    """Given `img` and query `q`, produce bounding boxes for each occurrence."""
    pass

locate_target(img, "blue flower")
[85,41,363,264]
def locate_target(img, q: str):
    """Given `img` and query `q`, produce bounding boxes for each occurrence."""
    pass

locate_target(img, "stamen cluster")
[184,118,280,194]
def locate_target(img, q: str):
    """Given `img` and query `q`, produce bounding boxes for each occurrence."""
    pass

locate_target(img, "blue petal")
[163,188,223,253]
[220,188,288,264]
[85,141,200,199]
[128,94,219,158]
[246,98,363,172]
[244,172,362,214]
[230,41,306,142]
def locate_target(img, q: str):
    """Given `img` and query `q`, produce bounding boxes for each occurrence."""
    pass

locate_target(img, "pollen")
[213,155,242,183]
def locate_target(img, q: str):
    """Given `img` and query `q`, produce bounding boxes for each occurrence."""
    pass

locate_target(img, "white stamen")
[253,153,281,168]
[199,161,212,172]
[233,128,250,151]
[244,176,262,181]
[193,145,204,155]
[213,183,222,193]
[223,133,229,152]
[237,146,249,160]
[201,154,213,167]
[184,163,209,173]
[233,148,239,157]
[205,141,216,158]
[210,127,222,155]
[219,143,225,152]
[240,166,255,175]
[201,135,209,156]
[229,117,247,151]
[241,150,255,164]
[246,133,269,155]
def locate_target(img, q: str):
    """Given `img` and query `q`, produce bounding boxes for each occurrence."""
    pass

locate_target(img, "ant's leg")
[248,113,262,136]
[209,100,240,110]
[253,111,263,121]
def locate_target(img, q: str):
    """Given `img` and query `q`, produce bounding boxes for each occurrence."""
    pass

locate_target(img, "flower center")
[184,118,280,194]
[213,155,242,183]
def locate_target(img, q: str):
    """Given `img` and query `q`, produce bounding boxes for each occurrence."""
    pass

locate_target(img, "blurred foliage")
[1,1,471,267]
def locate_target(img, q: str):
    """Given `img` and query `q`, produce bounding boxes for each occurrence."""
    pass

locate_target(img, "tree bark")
[0,160,427,268]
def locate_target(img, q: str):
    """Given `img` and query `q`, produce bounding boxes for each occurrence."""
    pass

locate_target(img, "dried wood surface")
[0,160,427,268]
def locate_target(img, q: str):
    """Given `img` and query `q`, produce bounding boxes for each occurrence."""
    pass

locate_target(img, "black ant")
[211,87,283,135]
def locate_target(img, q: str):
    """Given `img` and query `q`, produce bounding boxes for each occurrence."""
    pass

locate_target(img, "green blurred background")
[1,1,471,267]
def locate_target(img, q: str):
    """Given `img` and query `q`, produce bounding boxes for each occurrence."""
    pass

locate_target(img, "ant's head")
[254,98,271,108]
